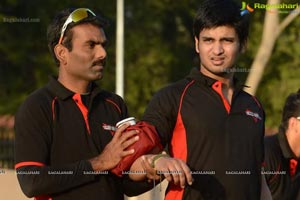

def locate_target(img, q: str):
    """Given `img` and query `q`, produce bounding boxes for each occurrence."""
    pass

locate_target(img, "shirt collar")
[186,67,244,91]
[46,75,102,100]
[278,131,298,159]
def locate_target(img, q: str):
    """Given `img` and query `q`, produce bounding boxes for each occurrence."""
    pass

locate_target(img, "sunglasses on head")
[58,8,96,44]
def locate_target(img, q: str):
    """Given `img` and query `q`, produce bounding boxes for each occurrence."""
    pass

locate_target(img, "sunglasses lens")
[58,8,97,44]
[71,9,88,22]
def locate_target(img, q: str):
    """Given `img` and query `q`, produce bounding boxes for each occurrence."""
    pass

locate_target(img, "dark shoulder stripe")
[105,99,122,114]
[251,96,262,109]
[51,96,58,121]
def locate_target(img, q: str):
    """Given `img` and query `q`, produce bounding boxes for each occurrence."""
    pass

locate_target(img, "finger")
[120,129,139,143]
[179,161,193,185]
[168,164,180,186]
[163,169,173,182]
[173,164,186,188]
[121,134,139,150]
[141,156,154,172]
[146,157,161,179]
[113,123,130,140]
[121,148,135,157]
[141,156,160,180]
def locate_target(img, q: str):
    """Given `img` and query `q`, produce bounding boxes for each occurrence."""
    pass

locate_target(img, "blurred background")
[0,0,299,199]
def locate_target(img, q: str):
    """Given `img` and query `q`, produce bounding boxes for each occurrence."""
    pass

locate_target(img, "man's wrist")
[151,152,169,168]
[88,156,105,172]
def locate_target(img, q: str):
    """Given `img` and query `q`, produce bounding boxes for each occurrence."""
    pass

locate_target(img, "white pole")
[116,0,124,97]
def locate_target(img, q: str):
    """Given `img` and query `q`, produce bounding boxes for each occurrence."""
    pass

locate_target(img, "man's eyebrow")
[221,36,235,40]
[200,36,236,40]
[85,39,108,45]
[85,40,99,44]
[201,36,213,39]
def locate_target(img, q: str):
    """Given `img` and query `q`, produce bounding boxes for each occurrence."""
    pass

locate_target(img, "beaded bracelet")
[151,153,169,168]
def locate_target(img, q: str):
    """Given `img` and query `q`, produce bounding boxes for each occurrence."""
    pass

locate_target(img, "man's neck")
[58,76,90,94]
[200,66,234,87]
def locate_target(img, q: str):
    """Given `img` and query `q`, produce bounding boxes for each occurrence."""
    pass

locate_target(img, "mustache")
[92,59,106,67]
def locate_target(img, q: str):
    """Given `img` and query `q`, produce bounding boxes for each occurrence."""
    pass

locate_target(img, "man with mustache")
[14,8,153,200]
[264,89,300,200]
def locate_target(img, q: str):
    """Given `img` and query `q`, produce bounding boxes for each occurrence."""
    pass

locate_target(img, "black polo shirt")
[142,68,265,200]
[264,132,300,200]
[15,76,151,200]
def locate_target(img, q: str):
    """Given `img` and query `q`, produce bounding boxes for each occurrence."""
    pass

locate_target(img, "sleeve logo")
[245,109,262,122]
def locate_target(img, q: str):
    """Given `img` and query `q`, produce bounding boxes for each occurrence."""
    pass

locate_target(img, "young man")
[130,0,270,199]
[264,90,300,200]
[14,8,152,200]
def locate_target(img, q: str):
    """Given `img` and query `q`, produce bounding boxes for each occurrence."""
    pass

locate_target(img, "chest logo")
[102,123,117,131]
[245,109,262,122]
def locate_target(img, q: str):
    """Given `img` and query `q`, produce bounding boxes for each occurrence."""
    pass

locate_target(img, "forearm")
[129,156,148,181]
[16,160,95,198]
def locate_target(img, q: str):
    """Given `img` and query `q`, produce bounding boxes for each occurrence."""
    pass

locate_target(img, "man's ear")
[194,36,200,53]
[288,117,297,129]
[54,44,67,65]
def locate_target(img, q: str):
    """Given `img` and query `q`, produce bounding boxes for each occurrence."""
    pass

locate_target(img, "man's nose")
[95,44,107,59]
[212,42,224,55]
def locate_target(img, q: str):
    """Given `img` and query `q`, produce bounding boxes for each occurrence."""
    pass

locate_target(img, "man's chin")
[214,66,234,75]
[94,76,103,81]
[89,74,103,81]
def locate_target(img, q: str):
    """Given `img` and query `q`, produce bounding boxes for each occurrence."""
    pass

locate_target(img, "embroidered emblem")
[102,123,117,131]
[245,109,262,122]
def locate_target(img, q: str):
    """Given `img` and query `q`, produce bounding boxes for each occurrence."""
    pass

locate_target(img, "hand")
[153,155,193,188]
[128,146,162,181]
[128,154,160,181]
[141,155,161,181]
[89,123,139,171]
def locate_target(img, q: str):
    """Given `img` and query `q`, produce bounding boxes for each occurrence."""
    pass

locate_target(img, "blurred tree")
[243,0,300,129]
[245,0,300,95]
[124,0,198,118]
[257,13,300,129]
[0,0,117,113]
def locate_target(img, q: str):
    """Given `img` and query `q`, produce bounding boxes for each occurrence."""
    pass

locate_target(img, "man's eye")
[89,43,95,48]
[203,39,213,43]
[224,39,234,43]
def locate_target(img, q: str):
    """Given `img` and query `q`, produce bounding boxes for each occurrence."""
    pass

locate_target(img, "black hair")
[279,89,300,134]
[193,0,250,49]
[47,8,108,66]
